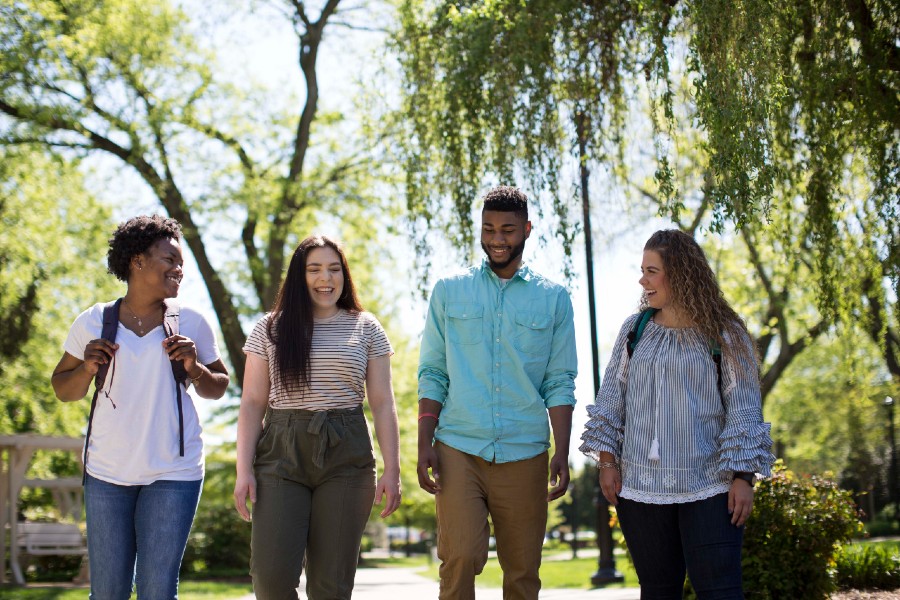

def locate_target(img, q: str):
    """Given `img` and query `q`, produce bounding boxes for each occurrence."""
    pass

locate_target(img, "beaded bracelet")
[598,461,619,470]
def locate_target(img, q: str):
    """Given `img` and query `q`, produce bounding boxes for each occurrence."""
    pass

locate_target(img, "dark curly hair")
[482,185,528,219]
[107,215,182,282]
[641,229,757,368]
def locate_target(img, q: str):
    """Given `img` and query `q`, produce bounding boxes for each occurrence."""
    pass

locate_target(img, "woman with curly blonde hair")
[580,229,773,599]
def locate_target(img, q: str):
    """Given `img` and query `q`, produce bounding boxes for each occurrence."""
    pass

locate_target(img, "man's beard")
[481,239,526,271]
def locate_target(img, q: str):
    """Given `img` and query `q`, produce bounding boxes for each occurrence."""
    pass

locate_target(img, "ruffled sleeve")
[715,329,775,477]
[579,315,638,461]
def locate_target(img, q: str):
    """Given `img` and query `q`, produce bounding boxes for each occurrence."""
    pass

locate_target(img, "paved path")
[236,567,640,599]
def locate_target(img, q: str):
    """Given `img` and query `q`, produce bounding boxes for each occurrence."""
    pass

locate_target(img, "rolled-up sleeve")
[580,316,635,460]
[417,279,450,404]
[715,331,775,477]
[540,289,577,408]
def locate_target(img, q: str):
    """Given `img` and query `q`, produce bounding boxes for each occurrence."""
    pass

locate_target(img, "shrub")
[863,505,900,537]
[742,461,863,599]
[181,449,251,577]
[835,544,900,591]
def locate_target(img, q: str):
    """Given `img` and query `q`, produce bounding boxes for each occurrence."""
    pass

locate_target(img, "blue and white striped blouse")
[580,314,774,504]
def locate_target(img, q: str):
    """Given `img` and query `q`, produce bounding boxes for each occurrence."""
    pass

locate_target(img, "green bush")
[742,461,863,599]
[862,505,900,537]
[835,544,900,591]
[181,449,251,577]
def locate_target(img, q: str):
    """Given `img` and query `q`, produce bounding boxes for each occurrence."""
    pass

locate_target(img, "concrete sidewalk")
[238,567,641,599]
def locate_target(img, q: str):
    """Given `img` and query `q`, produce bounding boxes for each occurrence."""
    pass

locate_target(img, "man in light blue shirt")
[417,186,577,600]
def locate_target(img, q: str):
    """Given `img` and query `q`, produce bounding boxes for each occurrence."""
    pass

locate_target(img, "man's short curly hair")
[107,215,182,282]
[482,185,528,219]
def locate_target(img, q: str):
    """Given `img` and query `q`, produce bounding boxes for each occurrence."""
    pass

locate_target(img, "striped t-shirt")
[243,310,393,410]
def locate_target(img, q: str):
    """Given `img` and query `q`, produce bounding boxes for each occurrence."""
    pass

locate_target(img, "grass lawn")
[419,549,639,589]
[0,580,253,600]
[850,537,900,554]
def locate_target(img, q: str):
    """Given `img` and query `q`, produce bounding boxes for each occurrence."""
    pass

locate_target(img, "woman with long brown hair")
[234,235,401,599]
[580,229,773,599]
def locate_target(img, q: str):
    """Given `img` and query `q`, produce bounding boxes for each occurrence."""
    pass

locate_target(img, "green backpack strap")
[626,309,657,358]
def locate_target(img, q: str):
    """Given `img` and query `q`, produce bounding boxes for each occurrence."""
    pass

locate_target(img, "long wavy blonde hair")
[640,229,757,369]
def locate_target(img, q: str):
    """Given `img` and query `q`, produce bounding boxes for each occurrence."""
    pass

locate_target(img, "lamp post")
[885,396,897,511]
[575,111,623,586]
[570,474,578,559]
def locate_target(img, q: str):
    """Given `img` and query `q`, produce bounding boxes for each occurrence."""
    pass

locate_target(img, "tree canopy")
[0,0,392,383]
[395,0,899,303]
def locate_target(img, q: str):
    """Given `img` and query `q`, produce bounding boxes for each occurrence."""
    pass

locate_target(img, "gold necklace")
[122,299,160,335]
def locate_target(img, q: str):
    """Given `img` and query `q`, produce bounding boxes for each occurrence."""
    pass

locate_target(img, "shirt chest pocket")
[514,311,553,355]
[446,303,483,345]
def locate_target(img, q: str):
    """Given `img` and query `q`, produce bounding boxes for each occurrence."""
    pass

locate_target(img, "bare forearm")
[236,399,266,475]
[548,405,573,456]
[371,399,401,476]
[188,364,230,399]
[418,398,442,448]
[51,365,94,402]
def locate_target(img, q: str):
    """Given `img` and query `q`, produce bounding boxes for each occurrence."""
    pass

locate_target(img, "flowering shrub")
[742,461,863,599]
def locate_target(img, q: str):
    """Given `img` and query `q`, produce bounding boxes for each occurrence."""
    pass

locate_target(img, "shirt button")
[495,338,500,342]
[495,387,500,391]
[532,322,536,326]
[495,362,500,367]
[495,413,500,417]
[463,313,467,317]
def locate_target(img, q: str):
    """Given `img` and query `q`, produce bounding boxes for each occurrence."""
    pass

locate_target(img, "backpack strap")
[710,345,723,402]
[624,307,724,393]
[163,299,187,457]
[83,298,122,484]
[626,308,658,358]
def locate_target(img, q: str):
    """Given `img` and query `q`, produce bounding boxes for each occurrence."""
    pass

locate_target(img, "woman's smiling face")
[305,246,344,317]
[639,249,672,311]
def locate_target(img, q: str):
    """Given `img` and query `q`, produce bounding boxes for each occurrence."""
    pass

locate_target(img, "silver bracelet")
[598,461,619,470]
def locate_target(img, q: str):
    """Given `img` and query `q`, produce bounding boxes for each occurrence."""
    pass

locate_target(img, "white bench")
[16,522,87,557]
[13,522,89,584]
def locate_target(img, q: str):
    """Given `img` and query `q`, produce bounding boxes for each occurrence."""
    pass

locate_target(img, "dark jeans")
[250,406,376,600]
[616,493,744,600]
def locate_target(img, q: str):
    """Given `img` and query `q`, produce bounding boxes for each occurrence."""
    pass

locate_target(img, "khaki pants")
[250,407,376,600]
[434,442,548,600]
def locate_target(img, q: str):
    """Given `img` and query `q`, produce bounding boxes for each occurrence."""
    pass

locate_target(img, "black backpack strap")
[710,344,723,405]
[163,299,187,457]
[83,298,122,484]
[626,309,658,358]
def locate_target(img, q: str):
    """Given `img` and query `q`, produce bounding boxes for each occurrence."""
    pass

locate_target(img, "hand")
[82,339,118,376]
[375,471,402,518]
[163,335,199,374]
[233,470,257,522]
[547,453,570,501]
[728,478,754,526]
[599,465,621,506]
[417,443,440,494]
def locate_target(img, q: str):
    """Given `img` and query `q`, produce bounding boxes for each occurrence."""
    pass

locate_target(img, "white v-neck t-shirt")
[64,302,221,485]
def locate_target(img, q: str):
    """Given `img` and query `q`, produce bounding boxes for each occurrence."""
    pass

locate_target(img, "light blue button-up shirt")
[418,259,577,463]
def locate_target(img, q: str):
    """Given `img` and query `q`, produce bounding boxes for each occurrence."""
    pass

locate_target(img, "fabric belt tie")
[307,411,345,468]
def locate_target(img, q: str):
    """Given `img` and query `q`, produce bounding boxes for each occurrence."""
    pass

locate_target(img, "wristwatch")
[734,472,756,485]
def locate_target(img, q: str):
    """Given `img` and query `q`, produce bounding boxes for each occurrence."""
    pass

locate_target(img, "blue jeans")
[84,474,202,600]
[616,493,744,600]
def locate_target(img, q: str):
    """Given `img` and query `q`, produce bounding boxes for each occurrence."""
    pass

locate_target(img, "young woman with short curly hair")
[52,214,230,598]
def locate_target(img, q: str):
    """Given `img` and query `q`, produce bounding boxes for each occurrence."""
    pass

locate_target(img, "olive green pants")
[250,406,376,600]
